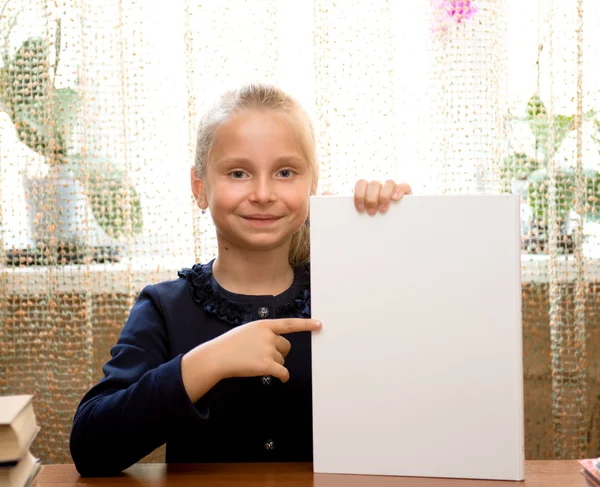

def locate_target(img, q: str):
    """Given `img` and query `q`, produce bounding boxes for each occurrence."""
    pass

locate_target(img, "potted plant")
[501,94,600,254]
[0,22,142,265]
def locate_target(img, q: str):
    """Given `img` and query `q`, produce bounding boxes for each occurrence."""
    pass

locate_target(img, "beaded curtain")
[0,0,598,463]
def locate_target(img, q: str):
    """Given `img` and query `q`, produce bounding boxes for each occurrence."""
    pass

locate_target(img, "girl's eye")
[278,169,294,178]
[230,171,247,179]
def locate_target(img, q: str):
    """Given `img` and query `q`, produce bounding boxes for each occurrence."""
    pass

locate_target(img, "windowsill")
[0,256,188,295]
[1,253,598,295]
[519,253,600,284]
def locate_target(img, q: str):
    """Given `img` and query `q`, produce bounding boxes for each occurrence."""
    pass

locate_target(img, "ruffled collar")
[177,260,311,326]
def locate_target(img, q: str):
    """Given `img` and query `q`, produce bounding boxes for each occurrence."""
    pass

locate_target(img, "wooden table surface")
[36,461,586,486]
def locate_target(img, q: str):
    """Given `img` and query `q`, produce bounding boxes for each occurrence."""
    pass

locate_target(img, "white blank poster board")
[310,195,524,481]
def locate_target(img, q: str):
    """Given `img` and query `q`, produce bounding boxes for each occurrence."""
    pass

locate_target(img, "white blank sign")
[310,195,524,481]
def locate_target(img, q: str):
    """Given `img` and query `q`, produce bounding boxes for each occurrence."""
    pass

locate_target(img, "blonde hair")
[194,83,318,266]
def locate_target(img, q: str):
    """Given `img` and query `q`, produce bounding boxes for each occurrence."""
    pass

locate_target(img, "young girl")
[69,83,412,476]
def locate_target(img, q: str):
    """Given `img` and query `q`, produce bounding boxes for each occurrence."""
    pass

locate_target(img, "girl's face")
[193,110,313,254]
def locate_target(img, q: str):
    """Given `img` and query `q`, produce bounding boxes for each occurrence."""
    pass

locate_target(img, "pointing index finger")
[266,319,322,335]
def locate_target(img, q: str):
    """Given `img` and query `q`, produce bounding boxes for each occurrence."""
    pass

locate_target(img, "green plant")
[69,154,143,238]
[592,119,600,151]
[499,152,541,184]
[4,37,65,164]
[525,93,579,162]
[0,28,143,240]
[502,93,600,229]
[528,168,600,225]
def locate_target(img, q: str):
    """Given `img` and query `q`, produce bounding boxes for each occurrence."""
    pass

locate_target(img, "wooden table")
[37,461,586,486]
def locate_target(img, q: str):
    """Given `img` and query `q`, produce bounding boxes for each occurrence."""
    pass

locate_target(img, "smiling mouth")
[241,215,284,225]
[242,215,283,220]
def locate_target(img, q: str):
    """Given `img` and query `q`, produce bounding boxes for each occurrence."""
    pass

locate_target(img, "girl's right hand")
[214,318,322,382]
[181,318,322,402]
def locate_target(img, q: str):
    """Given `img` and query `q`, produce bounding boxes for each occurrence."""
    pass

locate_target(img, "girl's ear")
[190,167,208,210]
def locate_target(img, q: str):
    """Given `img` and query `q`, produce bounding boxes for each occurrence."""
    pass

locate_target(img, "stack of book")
[580,458,600,486]
[0,395,41,487]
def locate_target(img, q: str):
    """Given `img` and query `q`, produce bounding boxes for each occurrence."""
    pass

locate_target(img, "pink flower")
[431,0,478,31]
[447,0,478,23]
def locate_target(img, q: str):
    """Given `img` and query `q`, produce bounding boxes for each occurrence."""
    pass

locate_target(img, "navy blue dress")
[69,260,312,477]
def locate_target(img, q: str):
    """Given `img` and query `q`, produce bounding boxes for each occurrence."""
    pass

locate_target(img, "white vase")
[25,165,89,245]
[24,165,120,262]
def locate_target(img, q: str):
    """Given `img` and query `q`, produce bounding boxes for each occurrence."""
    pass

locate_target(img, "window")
[1,0,598,270]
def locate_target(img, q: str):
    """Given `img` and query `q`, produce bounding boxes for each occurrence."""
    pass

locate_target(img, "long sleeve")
[69,285,207,477]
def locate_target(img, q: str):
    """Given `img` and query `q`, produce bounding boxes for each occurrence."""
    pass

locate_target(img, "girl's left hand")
[353,179,412,215]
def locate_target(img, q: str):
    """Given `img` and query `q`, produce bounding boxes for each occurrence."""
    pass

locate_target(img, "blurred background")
[0,0,599,463]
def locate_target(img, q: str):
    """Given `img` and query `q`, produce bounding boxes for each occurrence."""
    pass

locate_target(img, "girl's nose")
[250,176,276,204]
